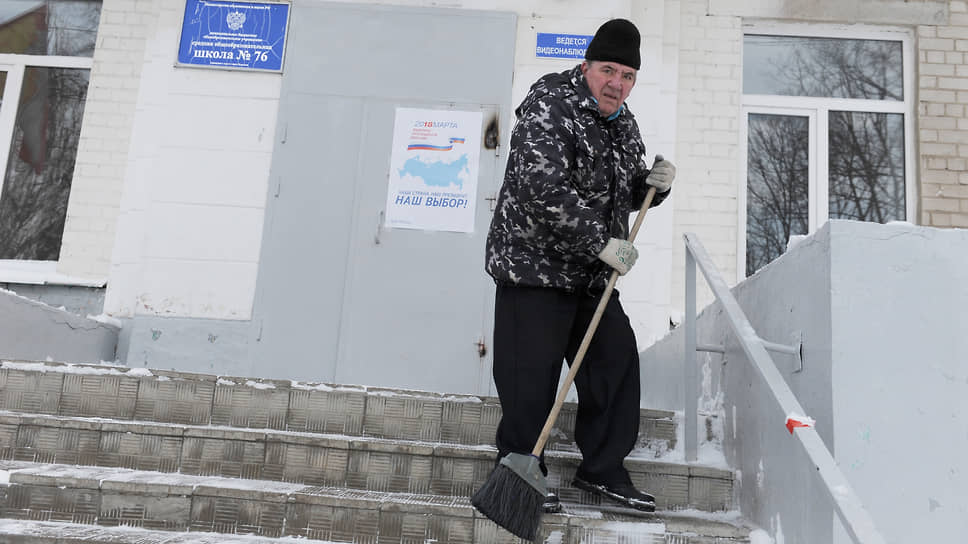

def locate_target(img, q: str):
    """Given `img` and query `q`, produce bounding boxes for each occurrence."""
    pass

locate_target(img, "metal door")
[250,3,515,394]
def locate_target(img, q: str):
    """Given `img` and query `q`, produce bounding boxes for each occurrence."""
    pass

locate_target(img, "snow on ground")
[543,529,566,544]
[290,380,488,402]
[595,521,666,534]
[629,410,730,470]
[658,508,744,524]
[0,287,112,323]
[0,519,345,543]
[3,462,306,495]
[0,360,153,377]
[86,313,123,328]
[749,528,775,543]
[290,381,365,392]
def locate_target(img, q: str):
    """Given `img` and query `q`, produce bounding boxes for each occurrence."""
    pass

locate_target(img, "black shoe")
[572,476,656,512]
[543,492,563,514]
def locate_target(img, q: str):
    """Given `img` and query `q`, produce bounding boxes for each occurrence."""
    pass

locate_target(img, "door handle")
[375,211,384,245]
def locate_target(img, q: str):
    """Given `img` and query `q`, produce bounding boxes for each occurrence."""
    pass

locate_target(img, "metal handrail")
[683,232,886,544]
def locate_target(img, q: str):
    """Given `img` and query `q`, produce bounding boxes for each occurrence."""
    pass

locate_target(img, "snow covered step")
[0,519,311,543]
[0,360,676,453]
[0,518,754,544]
[0,462,752,543]
[0,411,733,512]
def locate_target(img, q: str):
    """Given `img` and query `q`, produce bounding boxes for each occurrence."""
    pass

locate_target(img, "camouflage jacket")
[485,65,668,291]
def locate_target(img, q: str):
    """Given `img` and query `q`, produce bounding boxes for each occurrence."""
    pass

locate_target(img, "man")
[484,18,676,513]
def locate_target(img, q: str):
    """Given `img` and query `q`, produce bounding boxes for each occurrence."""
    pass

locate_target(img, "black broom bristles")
[471,463,544,541]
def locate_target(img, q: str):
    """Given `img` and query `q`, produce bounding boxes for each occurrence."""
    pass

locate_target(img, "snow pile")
[543,529,565,544]
[631,350,731,469]
[290,381,364,393]
[659,508,744,524]
[594,521,665,534]
[629,409,729,469]
[0,361,154,378]
[86,313,123,328]
[749,528,775,543]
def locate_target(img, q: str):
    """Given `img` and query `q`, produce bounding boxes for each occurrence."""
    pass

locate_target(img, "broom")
[472,158,663,541]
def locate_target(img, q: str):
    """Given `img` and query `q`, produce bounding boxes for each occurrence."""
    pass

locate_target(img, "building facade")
[0,0,961,393]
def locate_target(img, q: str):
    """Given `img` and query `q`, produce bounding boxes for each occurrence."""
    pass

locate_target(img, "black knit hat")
[584,19,641,70]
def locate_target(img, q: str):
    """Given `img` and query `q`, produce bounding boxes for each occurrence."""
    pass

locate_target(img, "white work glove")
[597,238,638,275]
[646,157,676,193]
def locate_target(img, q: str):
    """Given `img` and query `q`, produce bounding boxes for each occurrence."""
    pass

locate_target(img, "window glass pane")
[744,35,903,100]
[747,113,809,275]
[0,1,102,57]
[0,66,89,260]
[828,111,905,223]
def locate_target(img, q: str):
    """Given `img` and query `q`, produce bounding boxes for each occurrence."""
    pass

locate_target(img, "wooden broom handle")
[531,184,659,456]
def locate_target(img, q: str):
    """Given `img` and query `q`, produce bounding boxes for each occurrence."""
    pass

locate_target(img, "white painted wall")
[102,1,282,321]
[828,221,968,543]
[639,220,968,543]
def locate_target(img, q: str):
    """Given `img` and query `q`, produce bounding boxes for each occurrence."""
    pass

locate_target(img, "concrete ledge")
[0,291,118,364]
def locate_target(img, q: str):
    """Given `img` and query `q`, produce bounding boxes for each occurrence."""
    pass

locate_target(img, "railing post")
[684,243,698,463]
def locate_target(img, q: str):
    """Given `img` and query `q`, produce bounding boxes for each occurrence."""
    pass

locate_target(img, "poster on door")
[385,108,483,233]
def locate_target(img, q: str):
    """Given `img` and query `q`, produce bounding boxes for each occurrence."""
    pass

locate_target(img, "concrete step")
[0,410,732,512]
[0,519,308,543]
[0,360,676,454]
[0,461,752,543]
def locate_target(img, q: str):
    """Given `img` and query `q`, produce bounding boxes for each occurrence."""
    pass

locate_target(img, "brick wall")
[919,1,968,228]
[58,0,158,280]
[671,0,743,311]
[671,0,968,314]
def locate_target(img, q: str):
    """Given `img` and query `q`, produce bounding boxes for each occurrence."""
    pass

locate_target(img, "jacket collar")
[569,64,627,122]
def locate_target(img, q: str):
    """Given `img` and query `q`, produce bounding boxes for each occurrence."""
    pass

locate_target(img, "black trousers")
[492,284,641,487]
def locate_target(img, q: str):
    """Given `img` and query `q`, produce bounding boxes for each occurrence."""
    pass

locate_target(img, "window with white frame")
[0,1,101,265]
[741,25,915,276]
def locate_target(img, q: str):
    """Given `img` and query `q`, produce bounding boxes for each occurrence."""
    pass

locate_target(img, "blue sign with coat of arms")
[177,0,290,72]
